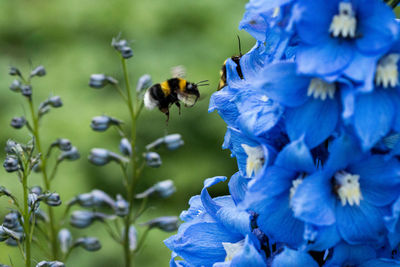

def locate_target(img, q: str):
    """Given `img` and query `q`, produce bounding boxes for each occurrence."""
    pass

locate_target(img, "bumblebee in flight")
[144,76,208,120]
[217,36,244,90]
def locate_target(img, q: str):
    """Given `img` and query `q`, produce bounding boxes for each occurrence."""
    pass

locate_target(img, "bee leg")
[175,102,181,115]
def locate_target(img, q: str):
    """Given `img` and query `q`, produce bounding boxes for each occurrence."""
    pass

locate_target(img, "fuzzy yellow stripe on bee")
[160,81,171,95]
[178,78,187,92]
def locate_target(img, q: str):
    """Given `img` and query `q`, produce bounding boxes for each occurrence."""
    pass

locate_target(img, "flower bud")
[10,116,26,129]
[164,134,184,150]
[111,37,133,59]
[34,209,49,223]
[30,65,46,77]
[28,193,40,211]
[69,189,114,208]
[136,74,152,93]
[5,238,18,246]
[5,140,19,154]
[58,228,72,254]
[36,261,65,267]
[3,213,20,230]
[89,74,118,89]
[119,138,132,156]
[75,237,101,252]
[88,148,128,166]
[70,211,95,229]
[143,152,162,168]
[21,85,32,97]
[9,80,22,92]
[42,193,62,206]
[125,225,137,252]
[9,67,21,76]
[114,194,129,217]
[51,138,72,152]
[143,216,179,232]
[47,96,62,108]
[136,179,176,199]
[154,180,176,198]
[30,186,42,196]
[90,115,122,132]
[58,146,80,161]
[3,155,19,172]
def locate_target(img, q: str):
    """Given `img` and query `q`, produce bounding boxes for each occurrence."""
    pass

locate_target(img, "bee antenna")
[236,35,242,56]
[196,80,209,85]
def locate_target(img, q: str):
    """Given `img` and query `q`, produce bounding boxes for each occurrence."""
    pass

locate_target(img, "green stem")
[21,165,31,267]
[28,99,59,260]
[391,0,400,8]
[134,227,150,253]
[120,57,138,267]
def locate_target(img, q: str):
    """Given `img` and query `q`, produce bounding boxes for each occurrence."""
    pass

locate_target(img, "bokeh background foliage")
[0,0,255,266]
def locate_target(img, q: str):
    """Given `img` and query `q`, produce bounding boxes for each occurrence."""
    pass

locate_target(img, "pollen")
[222,239,245,262]
[334,170,363,206]
[241,144,264,177]
[307,78,336,100]
[329,2,357,38]
[375,54,400,88]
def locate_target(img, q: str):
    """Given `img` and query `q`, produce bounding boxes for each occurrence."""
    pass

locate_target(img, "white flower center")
[260,95,269,102]
[289,176,304,201]
[241,144,264,177]
[307,78,336,100]
[223,239,245,262]
[334,171,362,206]
[375,54,400,88]
[329,2,357,38]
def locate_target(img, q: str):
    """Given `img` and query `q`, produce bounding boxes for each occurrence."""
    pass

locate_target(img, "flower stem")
[21,168,31,267]
[28,99,59,260]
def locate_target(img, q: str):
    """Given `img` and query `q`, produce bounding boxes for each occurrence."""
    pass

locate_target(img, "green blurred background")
[0,0,255,266]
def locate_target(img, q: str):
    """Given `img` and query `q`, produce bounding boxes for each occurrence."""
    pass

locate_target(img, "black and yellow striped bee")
[144,73,208,120]
[217,36,244,90]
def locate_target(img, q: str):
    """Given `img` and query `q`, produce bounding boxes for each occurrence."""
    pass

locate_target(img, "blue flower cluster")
[166,0,400,266]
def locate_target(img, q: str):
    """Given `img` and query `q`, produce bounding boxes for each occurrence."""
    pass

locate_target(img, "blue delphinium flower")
[165,176,267,266]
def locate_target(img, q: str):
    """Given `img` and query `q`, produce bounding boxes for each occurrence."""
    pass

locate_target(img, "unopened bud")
[89,74,118,89]
[10,116,26,129]
[3,155,19,172]
[9,67,21,77]
[21,85,32,97]
[114,194,129,217]
[75,237,101,252]
[30,66,46,77]
[36,261,65,267]
[144,152,162,168]
[58,147,80,161]
[88,148,128,166]
[143,216,179,232]
[90,115,122,132]
[58,228,72,254]
[119,138,132,156]
[9,80,22,92]
[136,74,152,93]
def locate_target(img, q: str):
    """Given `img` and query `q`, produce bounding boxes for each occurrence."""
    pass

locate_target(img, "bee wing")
[171,65,186,79]
[177,90,199,107]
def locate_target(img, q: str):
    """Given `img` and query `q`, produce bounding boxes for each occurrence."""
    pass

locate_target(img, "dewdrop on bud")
[30,65,46,78]
[144,152,162,168]
[58,228,72,254]
[89,74,118,89]
[90,115,122,132]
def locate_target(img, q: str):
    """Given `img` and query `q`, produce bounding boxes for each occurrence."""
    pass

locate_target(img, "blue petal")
[324,133,362,175]
[348,155,400,207]
[353,90,395,150]
[342,52,379,91]
[336,200,387,245]
[296,38,354,77]
[384,196,400,234]
[359,259,400,267]
[275,138,316,173]
[240,41,267,81]
[230,236,267,267]
[389,90,400,132]
[209,87,240,127]
[272,247,319,267]
[257,62,310,107]
[164,222,242,267]
[228,172,249,205]
[303,223,341,251]
[356,0,399,55]
[285,98,339,149]
[291,171,336,226]
[324,242,376,267]
[257,193,305,247]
